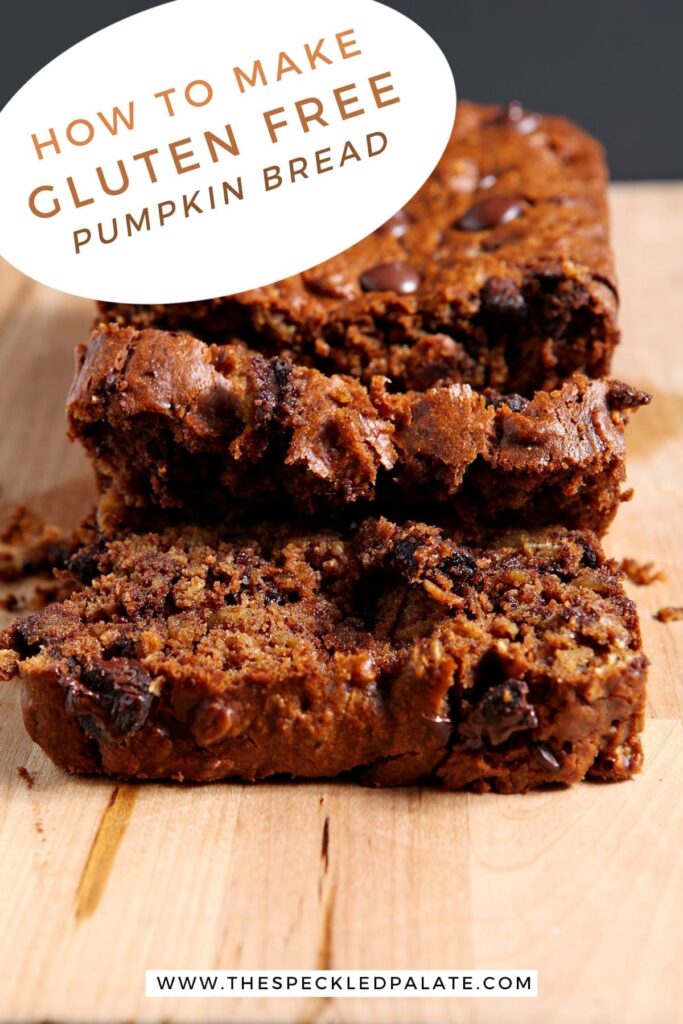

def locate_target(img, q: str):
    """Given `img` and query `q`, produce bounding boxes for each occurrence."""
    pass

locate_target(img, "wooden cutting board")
[0,183,682,1024]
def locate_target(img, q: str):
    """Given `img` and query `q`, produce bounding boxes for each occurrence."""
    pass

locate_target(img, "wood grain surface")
[0,183,682,1024]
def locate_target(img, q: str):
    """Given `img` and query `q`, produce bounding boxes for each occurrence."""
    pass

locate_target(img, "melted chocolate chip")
[360,261,421,295]
[465,680,538,746]
[533,741,561,771]
[493,100,541,134]
[375,209,413,238]
[306,273,356,300]
[480,276,527,317]
[501,415,546,446]
[145,724,174,763]
[479,173,497,190]
[485,392,528,413]
[262,585,300,606]
[192,699,243,746]
[456,196,524,232]
[422,714,452,745]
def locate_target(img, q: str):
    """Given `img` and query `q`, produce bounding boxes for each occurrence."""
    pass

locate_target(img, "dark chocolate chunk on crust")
[0,519,647,793]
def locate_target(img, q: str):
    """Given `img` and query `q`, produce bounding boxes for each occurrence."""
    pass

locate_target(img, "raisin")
[70,658,153,738]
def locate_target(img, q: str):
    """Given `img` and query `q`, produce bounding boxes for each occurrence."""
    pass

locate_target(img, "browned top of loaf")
[235,100,615,320]
[98,100,617,391]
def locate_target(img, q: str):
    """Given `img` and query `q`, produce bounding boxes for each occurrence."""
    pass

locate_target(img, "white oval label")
[0,0,456,304]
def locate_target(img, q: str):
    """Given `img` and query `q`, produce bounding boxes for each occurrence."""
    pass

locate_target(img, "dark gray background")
[1,0,681,180]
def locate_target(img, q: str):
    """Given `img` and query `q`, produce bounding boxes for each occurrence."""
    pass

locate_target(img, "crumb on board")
[0,507,82,623]
[620,558,666,586]
[0,505,72,582]
[0,592,21,611]
[0,578,76,613]
[654,606,683,623]
[16,766,34,789]
[0,648,17,679]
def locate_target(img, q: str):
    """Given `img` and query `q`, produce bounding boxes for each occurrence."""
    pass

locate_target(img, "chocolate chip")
[579,538,600,569]
[480,276,527,317]
[103,634,138,659]
[272,358,292,392]
[501,416,545,446]
[501,394,528,414]
[262,585,299,606]
[468,680,538,746]
[456,196,523,232]
[485,392,528,413]
[492,100,541,134]
[306,273,356,300]
[533,741,561,771]
[375,209,413,238]
[391,537,420,574]
[360,261,421,294]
